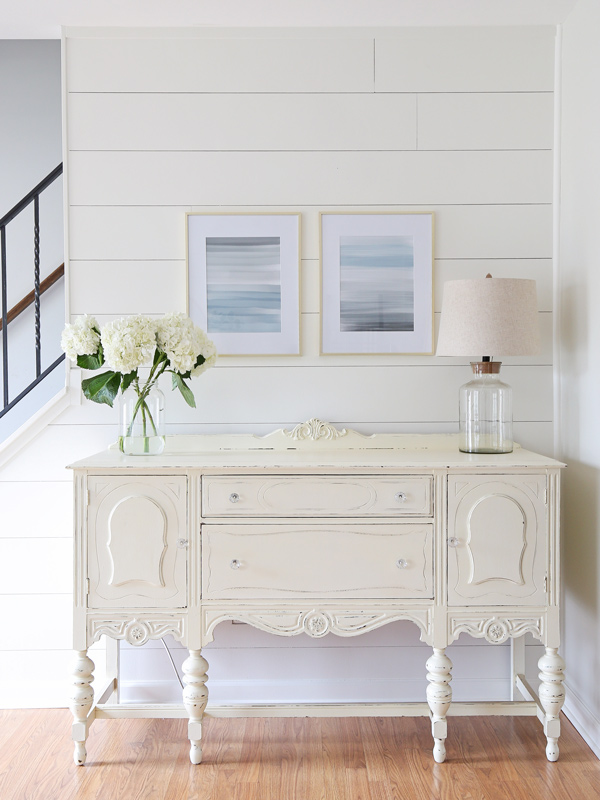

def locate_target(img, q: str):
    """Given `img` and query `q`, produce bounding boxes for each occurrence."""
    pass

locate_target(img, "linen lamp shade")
[436,277,540,358]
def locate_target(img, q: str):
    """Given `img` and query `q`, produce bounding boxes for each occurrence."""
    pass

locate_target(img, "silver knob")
[230,559,242,570]
[395,492,406,503]
[448,537,459,548]
[229,492,240,503]
[396,558,408,569]
[177,538,188,549]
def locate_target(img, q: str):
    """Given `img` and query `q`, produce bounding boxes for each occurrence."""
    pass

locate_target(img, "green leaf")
[81,371,121,407]
[172,373,196,408]
[120,370,137,392]
[77,352,103,370]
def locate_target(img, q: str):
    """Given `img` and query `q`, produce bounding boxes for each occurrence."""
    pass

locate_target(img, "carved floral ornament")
[283,418,348,441]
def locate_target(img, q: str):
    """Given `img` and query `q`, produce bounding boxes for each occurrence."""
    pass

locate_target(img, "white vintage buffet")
[68,421,566,766]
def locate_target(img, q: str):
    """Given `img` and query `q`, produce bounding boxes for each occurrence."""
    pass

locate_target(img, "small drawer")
[201,475,432,517]
[201,523,433,600]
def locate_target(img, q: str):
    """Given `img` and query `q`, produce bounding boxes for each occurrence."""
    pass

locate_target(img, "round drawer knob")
[229,492,240,503]
[396,558,408,569]
[448,537,459,548]
[230,559,242,570]
[395,492,406,503]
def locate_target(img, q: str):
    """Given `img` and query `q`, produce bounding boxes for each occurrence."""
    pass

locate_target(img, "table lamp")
[436,275,540,453]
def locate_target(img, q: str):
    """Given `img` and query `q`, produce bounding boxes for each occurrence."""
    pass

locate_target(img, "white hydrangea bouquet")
[61,313,217,452]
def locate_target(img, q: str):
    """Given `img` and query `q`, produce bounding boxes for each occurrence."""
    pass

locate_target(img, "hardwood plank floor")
[0,710,598,800]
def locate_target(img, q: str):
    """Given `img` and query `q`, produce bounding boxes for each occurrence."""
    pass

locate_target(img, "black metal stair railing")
[0,164,65,420]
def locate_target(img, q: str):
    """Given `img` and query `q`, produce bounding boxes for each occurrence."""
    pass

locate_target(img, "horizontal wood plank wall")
[0,26,555,708]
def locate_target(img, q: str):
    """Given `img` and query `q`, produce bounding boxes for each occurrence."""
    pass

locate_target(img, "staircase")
[0,164,66,444]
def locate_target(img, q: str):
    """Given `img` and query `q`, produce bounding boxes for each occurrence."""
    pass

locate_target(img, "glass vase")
[119,382,165,455]
[459,362,513,454]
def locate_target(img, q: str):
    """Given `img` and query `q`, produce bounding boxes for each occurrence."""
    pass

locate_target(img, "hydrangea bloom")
[101,315,157,374]
[60,315,101,362]
[156,312,217,375]
[191,331,217,377]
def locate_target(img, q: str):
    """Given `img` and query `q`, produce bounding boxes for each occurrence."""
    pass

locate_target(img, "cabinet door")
[447,475,547,606]
[87,476,187,608]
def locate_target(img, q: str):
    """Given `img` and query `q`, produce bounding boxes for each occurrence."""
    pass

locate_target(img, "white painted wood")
[202,523,434,600]
[202,475,432,517]
[87,476,187,608]
[71,428,563,761]
[0,482,72,537]
[68,150,553,206]
[160,364,554,425]
[69,261,186,315]
[68,206,189,261]
[67,204,552,262]
[538,648,566,760]
[447,475,548,606]
[0,595,71,650]
[65,35,375,93]
[182,650,209,765]
[418,93,554,151]
[69,650,95,765]
[0,538,72,594]
[426,648,453,762]
[68,93,417,152]
[375,27,555,92]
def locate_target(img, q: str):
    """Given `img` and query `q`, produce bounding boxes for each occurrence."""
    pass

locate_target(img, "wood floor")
[0,710,598,800]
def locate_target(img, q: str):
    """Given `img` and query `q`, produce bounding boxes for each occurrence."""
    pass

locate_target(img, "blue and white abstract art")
[206,237,282,333]
[339,235,414,332]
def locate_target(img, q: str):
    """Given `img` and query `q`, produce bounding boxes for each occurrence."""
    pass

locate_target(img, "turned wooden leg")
[182,650,209,765]
[426,648,453,763]
[538,647,566,761]
[69,650,95,766]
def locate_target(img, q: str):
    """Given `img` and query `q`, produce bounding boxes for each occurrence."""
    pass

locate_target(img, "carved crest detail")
[283,418,348,442]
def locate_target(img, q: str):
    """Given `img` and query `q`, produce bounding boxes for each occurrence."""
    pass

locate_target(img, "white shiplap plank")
[70,260,187,315]
[0,538,72,595]
[0,482,72,538]
[375,27,555,93]
[65,36,375,93]
[68,205,189,261]
[68,150,553,207]
[0,422,114,482]
[68,93,417,152]
[0,595,72,650]
[418,93,554,151]
[159,364,553,425]
[68,204,552,262]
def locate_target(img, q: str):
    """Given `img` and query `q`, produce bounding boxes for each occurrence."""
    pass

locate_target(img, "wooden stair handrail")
[0,263,64,332]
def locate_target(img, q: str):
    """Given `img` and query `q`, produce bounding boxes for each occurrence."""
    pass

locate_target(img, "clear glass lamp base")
[459,362,513,454]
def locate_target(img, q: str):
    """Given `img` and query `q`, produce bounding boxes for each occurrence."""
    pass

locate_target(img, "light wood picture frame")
[187,212,301,355]
[320,212,434,355]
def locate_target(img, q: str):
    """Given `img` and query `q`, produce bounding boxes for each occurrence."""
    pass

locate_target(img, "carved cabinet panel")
[447,475,547,606]
[87,476,187,608]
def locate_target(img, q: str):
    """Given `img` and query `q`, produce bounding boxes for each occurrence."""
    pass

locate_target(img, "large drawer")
[201,475,432,517]
[201,523,433,600]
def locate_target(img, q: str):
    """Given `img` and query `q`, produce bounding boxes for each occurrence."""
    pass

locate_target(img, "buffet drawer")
[201,475,432,517]
[201,523,433,600]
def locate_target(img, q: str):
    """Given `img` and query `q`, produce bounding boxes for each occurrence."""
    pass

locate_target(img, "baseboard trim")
[563,682,600,760]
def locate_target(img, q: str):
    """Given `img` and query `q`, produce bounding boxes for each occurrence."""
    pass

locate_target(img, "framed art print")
[320,213,434,354]
[187,213,301,355]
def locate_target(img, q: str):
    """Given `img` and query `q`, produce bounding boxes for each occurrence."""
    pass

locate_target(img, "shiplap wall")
[0,26,555,707]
